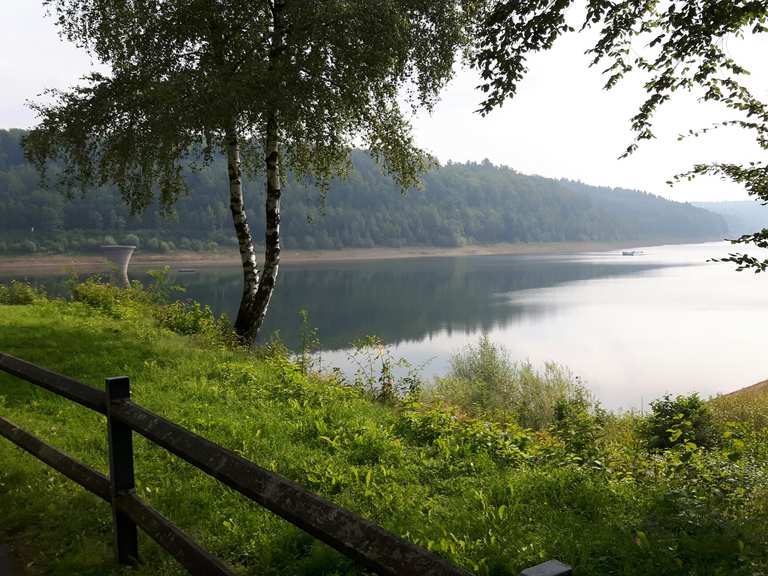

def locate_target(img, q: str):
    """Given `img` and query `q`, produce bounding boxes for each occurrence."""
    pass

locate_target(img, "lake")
[4,241,768,410]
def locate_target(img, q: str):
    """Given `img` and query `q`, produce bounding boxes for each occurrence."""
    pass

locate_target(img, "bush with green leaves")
[0,281,46,305]
[70,277,150,318]
[67,271,235,347]
[396,402,533,466]
[434,335,587,429]
[551,394,606,461]
[639,393,719,450]
[154,300,234,346]
[144,266,184,303]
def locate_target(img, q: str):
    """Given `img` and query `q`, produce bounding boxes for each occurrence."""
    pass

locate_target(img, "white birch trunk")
[249,113,281,339]
[226,128,261,342]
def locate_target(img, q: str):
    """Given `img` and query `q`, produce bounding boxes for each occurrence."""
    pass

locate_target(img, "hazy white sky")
[1,1,766,202]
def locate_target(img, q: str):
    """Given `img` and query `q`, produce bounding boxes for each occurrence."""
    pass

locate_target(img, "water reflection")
[4,242,768,409]
[178,255,674,350]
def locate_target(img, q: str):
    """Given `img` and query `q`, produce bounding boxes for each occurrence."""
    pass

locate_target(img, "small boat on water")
[622,250,644,256]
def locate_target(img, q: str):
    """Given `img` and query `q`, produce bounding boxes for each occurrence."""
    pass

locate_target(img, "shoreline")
[0,240,688,274]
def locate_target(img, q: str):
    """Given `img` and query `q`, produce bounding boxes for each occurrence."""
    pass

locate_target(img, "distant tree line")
[0,129,726,255]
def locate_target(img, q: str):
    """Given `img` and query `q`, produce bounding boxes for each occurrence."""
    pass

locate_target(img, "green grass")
[0,297,767,575]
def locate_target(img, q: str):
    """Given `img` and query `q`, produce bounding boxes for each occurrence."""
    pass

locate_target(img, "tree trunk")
[250,113,282,337]
[227,2,283,345]
[226,128,262,343]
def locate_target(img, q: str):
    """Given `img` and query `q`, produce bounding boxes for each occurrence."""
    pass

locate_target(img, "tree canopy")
[470,0,768,270]
[27,0,470,198]
[23,0,476,342]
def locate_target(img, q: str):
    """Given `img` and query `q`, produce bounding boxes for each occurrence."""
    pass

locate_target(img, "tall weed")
[346,335,424,402]
[434,335,592,429]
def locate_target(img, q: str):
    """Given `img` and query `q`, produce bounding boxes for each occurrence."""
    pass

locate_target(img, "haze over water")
[6,241,768,410]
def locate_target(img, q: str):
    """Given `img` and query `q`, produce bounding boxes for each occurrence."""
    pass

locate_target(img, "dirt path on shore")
[0,241,658,275]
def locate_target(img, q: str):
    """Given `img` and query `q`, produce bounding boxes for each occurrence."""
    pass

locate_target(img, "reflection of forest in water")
[171,255,676,350]
[1,255,678,351]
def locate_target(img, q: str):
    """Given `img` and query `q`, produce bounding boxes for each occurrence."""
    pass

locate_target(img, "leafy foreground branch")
[0,283,767,575]
[470,0,768,272]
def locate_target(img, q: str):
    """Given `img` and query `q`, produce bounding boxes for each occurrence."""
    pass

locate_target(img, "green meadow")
[0,281,766,575]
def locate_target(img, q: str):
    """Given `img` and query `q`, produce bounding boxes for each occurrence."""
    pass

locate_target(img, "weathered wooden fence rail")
[0,352,571,576]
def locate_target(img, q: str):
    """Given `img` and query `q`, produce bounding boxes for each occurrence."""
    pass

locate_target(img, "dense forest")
[0,129,727,254]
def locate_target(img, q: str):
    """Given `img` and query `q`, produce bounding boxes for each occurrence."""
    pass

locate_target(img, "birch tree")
[25,0,475,343]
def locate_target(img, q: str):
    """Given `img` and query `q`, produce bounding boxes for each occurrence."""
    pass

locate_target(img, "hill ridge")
[0,129,727,254]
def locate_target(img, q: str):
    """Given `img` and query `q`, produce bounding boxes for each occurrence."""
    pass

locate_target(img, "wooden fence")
[0,352,571,576]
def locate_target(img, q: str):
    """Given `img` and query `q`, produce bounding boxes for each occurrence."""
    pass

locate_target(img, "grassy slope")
[0,300,766,575]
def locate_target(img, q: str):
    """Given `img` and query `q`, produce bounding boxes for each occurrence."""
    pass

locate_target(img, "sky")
[1,1,766,202]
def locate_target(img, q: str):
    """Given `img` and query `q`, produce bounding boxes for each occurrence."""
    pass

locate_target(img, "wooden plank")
[115,492,236,576]
[0,415,233,575]
[0,353,107,415]
[0,416,110,501]
[112,400,472,576]
[0,352,472,575]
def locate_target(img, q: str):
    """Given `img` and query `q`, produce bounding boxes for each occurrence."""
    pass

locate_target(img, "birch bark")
[226,128,261,341]
[249,113,282,339]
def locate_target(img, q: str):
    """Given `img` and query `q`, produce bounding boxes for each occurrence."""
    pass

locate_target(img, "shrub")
[155,300,235,345]
[396,402,532,465]
[155,300,215,335]
[639,393,719,450]
[434,335,587,429]
[70,277,148,317]
[0,281,46,305]
[145,266,184,303]
[551,394,606,460]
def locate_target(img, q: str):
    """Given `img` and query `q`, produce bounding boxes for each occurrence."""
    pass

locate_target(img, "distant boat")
[622,250,644,256]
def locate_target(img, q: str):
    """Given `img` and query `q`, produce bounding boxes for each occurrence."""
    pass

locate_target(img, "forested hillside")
[0,129,726,254]
[694,201,768,237]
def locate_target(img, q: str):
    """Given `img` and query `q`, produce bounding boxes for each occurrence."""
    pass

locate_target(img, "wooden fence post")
[106,376,139,564]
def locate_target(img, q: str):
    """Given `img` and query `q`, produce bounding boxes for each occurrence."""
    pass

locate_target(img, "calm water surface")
[5,241,768,410]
